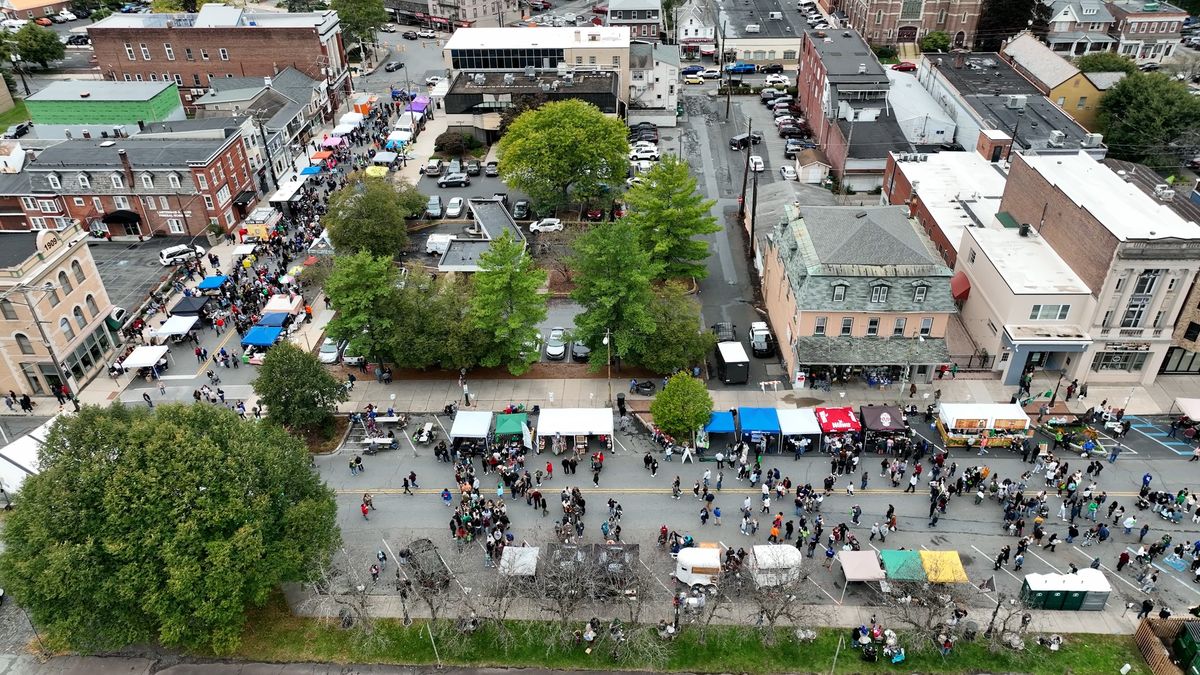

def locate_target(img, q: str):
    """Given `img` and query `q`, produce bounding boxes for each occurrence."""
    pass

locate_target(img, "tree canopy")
[974,0,1048,51]
[330,0,388,47]
[469,231,548,375]
[390,266,479,371]
[323,252,402,364]
[497,99,629,211]
[1098,73,1200,169]
[324,175,422,259]
[918,31,950,53]
[252,342,349,430]
[640,283,716,375]
[13,23,64,68]
[0,404,338,653]
[570,219,659,368]
[623,156,718,280]
[649,373,713,440]
[1075,52,1136,75]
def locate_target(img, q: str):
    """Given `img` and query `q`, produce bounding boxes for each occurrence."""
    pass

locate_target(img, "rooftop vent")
[855,211,868,218]
[857,63,866,74]
[79,91,90,98]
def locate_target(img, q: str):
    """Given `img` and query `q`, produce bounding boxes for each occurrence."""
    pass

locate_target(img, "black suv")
[760,63,784,74]
[712,322,737,342]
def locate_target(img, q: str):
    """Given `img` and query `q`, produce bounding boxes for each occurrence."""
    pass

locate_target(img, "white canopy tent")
[535,408,614,438]
[450,410,493,440]
[498,546,539,577]
[339,112,364,127]
[1175,398,1200,420]
[0,414,59,495]
[120,345,170,370]
[232,243,259,257]
[330,123,356,136]
[149,315,198,337]
[777,408,821,436]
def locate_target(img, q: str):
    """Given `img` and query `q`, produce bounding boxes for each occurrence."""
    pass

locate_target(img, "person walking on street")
[1013,552,1024,571]
[1117,551,1130,572]
[714,506,722,526]
[360,502,370,521]
[1137,599,1155,619]
[143,392,154,408]
[1108,444,1122,463]
[403,477,413,495]
[362,493,374,510]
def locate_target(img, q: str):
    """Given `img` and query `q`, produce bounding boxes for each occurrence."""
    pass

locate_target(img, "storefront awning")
[795,336,951,366]
[815,406,861,433]
[738,407,780,434]
[232,190,257,206]
[705,411,735,434]
[950,270,970,301]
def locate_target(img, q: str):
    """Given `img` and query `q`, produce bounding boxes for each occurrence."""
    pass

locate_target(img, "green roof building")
[25,81,184,134]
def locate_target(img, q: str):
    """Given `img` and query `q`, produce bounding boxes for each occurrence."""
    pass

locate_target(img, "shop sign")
[1105,342,1150,351]
[993,419,1027,430]
[952,418,987,430]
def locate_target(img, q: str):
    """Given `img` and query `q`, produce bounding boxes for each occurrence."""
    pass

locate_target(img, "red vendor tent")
[815,406,861,433]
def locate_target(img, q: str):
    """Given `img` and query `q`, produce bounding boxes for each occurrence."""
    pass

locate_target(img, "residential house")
[675,0,715,59]
[760,204,955,386]
[1041,0,1118,56]
[1106,0,1186,63]
[23,81,186,140]
[1,0,70,20]
[606,0,662,42]
[999,30,1122,131]
[628,41,679,123]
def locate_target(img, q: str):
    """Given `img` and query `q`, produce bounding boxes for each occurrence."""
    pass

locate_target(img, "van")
[426,233,453,255]
[729,133,751,150]
[745,23,760,32]
[715,341,750,384]
[768,11,782,19]
[395,112,422,136]
[158,243,204,266]
[749,321,775,357]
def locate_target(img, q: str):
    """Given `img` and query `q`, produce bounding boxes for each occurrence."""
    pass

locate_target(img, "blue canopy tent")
[256,312,289,328]
[196,275,229,291]
[738,407,782,453]
[300,165,322,176]
[699,411,736,454]
[241,325,283,348]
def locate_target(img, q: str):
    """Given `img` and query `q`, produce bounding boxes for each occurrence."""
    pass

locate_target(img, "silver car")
[545,327,567,360]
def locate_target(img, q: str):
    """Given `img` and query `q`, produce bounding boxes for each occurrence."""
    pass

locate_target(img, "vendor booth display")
[263,294,304,316]
[241,326,283,348]
[535,408,613,455]
[499,546,539,579]
[737,407,780,453]
[120,345,169,372]
[777,407,821,456]
[698,410,736,453]
[148,314,198,341]
[169,296,210,322]
[936,403,1031,449]
[450,410,493,456]
[196,275,229,292]
[256,313,290,328]
[860,405,910,453]
[838,550,886,601]
[879,549,926,582]
[919,550,969,584]
[816,406,861,433]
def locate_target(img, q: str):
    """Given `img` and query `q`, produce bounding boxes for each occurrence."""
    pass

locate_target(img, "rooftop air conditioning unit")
[1081,132,1103,148]
[1047,130,1065,147]
[1004,94,1027,110]
[503,72,515,85]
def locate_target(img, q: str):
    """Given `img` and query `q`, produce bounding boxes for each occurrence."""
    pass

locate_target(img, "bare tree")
[1168,53,1200,82]
[303,549,388,650]
[536,543,599,632]
[676,582,734,645]
[476,563,532,651]
[745,575,813,646]
[983,593,1033,652]
[878,579,974,651]
[404,538,455,623]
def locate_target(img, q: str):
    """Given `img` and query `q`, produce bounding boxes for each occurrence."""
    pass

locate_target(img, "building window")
[1134,269,1162,295]
[840,317,853,336]
[139,43,150,60]
[57,270,72,295]
[783,50,797,59]
[124,42,135,60]
[141,174,153,189]
[1029,304,1070,320]
[870,285,888,303]
[1115,275,1126,292]
[72,260,85,285]
[110,174,123,189]
[987,319,998,335]
[85,294,98,317]
[1121,299,1147,327]
[201,49,209,60]
[73,197,85,207]
[73,306,86,330]
[46,287,59,307]
[814,316,827,335]
[164,43,174,60]
[613,56,620,65]
[15,333,33,354]
[167,219,184,234]
[203,196,214,209]
[589,56,596,64]
[159,196,169,210]
[219,48,229,61]
[149,73,157,81]
[143,196,156,211]
[192,73,202,86]
[968,249,976,264]
[575,56,582,64]
[60,318,74,342]
[1076,96,1087,109]
[1154,310,1166,328]
[1185,322,1200,341]
[173,74,183,85]
[92,197,102,212]
[168,174,180,188]
[123,74,131,82]
[0,300,16,320]
[937,9,946,23]
[38,200,55,213]
[920,317,933,336]
[197,174,208,190]
[893,318,906,336]
[832,285,846,302]
[1091,350,1148,372]
[867,317,879,336]
[913,285,927,302]
[29,217,46,230]
[1057,96,1066,106]
[19,197,34,210]
[47,174,60,189]
[78,174,90,189]
[185,47,194,61]
[113,196,129,210]
[875,10,883,24]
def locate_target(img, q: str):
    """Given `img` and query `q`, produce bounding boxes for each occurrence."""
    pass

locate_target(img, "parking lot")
[88,236,194,312]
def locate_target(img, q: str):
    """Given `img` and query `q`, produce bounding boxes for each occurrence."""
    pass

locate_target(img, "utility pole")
[738,119,752,220]
[721,20,732,120]
[749,169,759,256]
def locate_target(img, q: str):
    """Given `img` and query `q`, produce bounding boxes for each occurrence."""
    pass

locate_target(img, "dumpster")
[1175,623,1200,674]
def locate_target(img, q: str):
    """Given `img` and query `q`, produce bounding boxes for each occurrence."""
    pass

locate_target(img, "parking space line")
[1124,546,1200,598]
[640,558,671,593]
[1027,549,1062,574]
[970,545,1021,582]
[808,576,840,604]
[1126,416,1191,456]
[1070,546,1142,593]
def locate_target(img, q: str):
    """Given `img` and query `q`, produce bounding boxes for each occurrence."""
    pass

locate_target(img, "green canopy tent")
[880,549,927,582]
[495,413,531,448]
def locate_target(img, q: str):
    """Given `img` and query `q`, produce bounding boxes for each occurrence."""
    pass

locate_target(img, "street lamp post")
[602,328,613,407]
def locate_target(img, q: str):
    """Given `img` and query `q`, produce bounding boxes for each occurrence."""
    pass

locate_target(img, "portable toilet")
[1076,568,1111,611]
[1173,622,1200,675]
[1020,573,1053,609]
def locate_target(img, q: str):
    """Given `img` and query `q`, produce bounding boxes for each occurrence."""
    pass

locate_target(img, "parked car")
[629,148,660,161]
[446,196,465,218]
[65,34,90,45]
[701,68,721,79]
[529,217,563,233]
[425,75,444,86]
[437,172,470,188]
[571,342,591,362]
[684,74,704,85]
[545,328,567,360]
[318,338,346,364]
[512,199,532,219]
[492,192,509,206]
[760,63,785,74]
[417,28,437,38]
[380,22,396,32]
[784,138,807,159]
[447,158,462,174]
[592,3,607,12]
[465,159,482,176]
[749,155,765,172]
[484,161,499,176]
[3,121,31,139]
[402,30,419,39]
[765,73,790,86]
[384,61,402,72]
[424,158,444,176]
[779,165,798,181]
[33,16,52,25]
[779,126,807,139]
[341,343,366,366]
[725,62,756,74]
[425,195,444,218]
[891,61,917,72]
[681,64,704,75]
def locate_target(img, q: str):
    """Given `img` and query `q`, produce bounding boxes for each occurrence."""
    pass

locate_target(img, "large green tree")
[498,91,547,135]
[974,0,1048,51]
[639,282,717,375]
[469,231,548,375]
[570,219,659,368]
[649,373,713,440]
[13,23,64,68]
[497,99,629,211]
[324,252,401,365]
[0,404,338,653]
[1076,52,1136,76]
[324,175,421,259]
[918,31,950,52]
[390,266,479,370]
[624,156,718,280]
[253,342,349,430]
[1098,73,1200,168]
[331,0,388,50]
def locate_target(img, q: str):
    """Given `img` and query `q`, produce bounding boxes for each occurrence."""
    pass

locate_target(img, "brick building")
[87,4,350,118]
[841,0,981,47]
[1106,0,1187,64]
[16,136,257,238]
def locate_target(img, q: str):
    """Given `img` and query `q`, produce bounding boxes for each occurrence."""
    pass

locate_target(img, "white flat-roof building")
[443,26,632,96]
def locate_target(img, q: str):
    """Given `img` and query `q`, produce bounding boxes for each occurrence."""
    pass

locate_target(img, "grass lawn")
[0,100,29,129]
[233,595,1148,674]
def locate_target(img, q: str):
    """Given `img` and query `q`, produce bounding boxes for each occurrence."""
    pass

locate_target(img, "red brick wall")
[998,155,1117,296]
[883,154,957,266]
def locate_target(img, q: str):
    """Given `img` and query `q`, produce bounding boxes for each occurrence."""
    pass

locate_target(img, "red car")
[592,4,608,12]
[34,17,52,25]
[891,61,917,72]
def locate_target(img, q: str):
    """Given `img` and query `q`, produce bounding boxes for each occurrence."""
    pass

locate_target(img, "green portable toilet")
[1174,622,1200,668]
[1044,590,1067,610]
[1062,590,1086,611]
[1020,578,1047,609]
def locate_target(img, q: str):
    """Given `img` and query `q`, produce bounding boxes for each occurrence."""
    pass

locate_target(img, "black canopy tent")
[860,405,911,454]
[169,296,212,325]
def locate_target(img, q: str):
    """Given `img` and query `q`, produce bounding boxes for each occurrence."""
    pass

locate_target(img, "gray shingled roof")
[32,139,226,169]
[793,335,951,365]
[0,232,41,269]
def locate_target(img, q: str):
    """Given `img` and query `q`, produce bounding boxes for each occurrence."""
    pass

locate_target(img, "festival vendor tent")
[405,96,430,114]
[363,166,388,178]
[321,136,344,148]
[120,345,170,371]
[499,546,539,578]
[339,112,364,127]
[1175,398,1200,420]
[837,550,886,601]
[0,414,59,494]
[705,411,736,433]
[535,408,613,454]
[232,243,258,257]
[256,313,289,328]
[937,403,1030,431]
[920,550,969,584]
[385,131,411,149]
[815,406,861,433]
[310,151,332,162]
[300,165,322,176]
[776,408,821,456]
[331,123,356,136]
[879,549,926,582]
[373,151,398,165]
[495,412,532,448]
[241,325,283,348]
[196,275,229,291]
[861,405,907,432]
[263,294,303,316]
[450,410,493,441]
[169,296,209,317]
[268,177,308,208]
[149,314,198,338]
[738,407,780,451]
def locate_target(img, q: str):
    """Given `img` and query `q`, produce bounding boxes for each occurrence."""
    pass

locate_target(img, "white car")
[632,159,653,173]
[626,176,645,188]
[779,165,798,181]
[765,74,790,86]
[775,116,798,128]
[701,68,721,79]
[749,155,765,172]
[425,75,444,86]
[629,148,660,161]
[529,217,564,233]
[445,197,465,218]
[545,327,567,360]
[631,141,658,152]
[317,338,346,364]
[417,29,437,38]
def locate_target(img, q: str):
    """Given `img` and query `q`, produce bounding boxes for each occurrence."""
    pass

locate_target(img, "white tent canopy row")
[339,112,365,127]
[120,345,170,370]
[149,315,198,337]
[535,408,614,438]
[232,243,259,257]
[450,410,493,440]
[1176,398,1200,420]
[777,408,821,436]
[0,413,60,495]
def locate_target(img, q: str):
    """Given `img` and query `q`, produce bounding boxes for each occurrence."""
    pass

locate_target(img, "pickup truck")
[724,62,757,74]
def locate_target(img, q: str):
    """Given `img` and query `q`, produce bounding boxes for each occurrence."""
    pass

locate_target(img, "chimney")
[118,148,134,187]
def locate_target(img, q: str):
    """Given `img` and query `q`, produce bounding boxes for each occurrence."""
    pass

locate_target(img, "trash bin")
[617,393,627,416]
